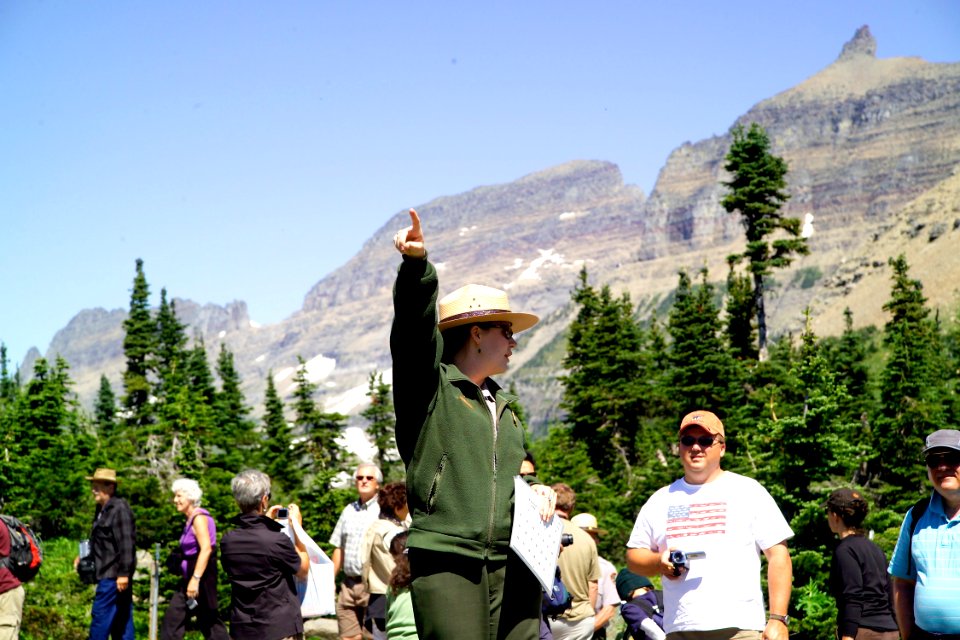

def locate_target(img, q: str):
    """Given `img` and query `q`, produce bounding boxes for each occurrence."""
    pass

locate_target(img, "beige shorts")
[0,585,25,640]
[336,577,370,638]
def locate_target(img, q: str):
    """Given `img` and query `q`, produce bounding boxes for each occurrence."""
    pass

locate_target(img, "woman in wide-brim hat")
[390,209,555,640]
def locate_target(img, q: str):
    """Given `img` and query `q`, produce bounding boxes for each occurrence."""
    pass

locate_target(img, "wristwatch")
[768,614,790,625]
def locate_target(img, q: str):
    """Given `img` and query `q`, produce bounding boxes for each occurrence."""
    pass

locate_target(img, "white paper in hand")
[510,476,563,592]
[289,517,336,618]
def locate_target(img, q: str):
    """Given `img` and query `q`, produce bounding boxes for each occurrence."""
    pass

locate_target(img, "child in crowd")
[616,569,665,640]
[386,531,418,639]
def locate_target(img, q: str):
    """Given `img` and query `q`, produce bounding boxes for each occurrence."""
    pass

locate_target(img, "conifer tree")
[761,315,857,527]
[362,371,399,479]
[722,123,808,359]
[725,256,758,360]
[666,269,738,419]
[261,371,299,493]
[291,357,344,476]
[14,357,90,537]
[0,344,16,402]
[154,289,188,392]
[822,309,873,429]
[560,269,645,477]
[875,255,949,503]
[122,258,155,432]
[94,374,118,440]
[212,343,257,468]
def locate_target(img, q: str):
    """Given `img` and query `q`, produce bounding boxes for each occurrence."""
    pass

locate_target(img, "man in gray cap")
[888,429,960,640]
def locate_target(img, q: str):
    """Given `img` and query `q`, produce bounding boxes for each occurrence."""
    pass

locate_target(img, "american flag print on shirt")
[666,502,727,539]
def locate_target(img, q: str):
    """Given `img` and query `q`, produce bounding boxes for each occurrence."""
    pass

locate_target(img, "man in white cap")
[571,513,620,640]
[626,410,794,640]
[888,429,960,640]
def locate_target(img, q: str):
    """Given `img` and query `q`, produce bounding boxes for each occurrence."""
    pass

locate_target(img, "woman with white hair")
[159,478,228,640]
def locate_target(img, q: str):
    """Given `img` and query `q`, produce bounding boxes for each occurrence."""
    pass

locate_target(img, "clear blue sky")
[2,1,958,369]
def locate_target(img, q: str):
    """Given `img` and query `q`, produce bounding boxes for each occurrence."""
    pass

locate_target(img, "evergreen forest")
[1,125,958,639]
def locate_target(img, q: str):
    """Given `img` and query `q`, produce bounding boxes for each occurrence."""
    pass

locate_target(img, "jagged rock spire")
[837,25,877,62]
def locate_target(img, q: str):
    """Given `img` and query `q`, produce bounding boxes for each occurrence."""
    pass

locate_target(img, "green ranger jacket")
[390,256,532,561]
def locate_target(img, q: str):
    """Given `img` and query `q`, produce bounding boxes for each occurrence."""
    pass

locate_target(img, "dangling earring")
[477,347,482,354]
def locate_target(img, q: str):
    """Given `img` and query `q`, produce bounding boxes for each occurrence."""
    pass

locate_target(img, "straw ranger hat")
[437,284,538,333]
[86,468,118,484]
[571,512,608,536]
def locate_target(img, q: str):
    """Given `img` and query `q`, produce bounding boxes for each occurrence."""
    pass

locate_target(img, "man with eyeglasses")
[625,410,794,640]
[888,429,960,640]
[329,463,382,640]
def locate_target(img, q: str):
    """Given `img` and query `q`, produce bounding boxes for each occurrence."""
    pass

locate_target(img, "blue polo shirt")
[888,492,960,633]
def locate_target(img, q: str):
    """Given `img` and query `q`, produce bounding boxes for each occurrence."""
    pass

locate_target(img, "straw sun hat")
[85,468,119,484]
[437,284,538,333]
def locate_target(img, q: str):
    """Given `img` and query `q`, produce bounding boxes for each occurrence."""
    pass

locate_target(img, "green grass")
[20,537,188,639]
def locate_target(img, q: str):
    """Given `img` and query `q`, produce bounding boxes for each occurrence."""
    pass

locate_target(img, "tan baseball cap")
[678,410,725,437]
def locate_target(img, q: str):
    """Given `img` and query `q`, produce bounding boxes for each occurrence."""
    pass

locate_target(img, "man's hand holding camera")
[660,548,706,580]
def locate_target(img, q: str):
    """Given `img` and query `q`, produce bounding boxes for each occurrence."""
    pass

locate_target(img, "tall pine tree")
[666,269,738,421]
[362,371,399,480]
[875,255,949,504]
[212,343,257,469]
[721,123,808,360]
[261,371,299,494]
[94,374,118,441]
[122,258,155,433]
[560,269,645,477]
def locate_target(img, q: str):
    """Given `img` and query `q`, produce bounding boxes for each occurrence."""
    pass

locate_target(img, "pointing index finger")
[408,208,421,232]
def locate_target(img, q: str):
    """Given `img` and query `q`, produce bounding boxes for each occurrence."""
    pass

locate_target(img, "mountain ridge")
[26,27,960,436]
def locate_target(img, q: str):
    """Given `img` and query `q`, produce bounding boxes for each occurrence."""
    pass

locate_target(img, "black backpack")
[0,515,43,582]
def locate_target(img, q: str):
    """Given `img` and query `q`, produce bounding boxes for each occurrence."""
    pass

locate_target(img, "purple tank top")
[180,508,217,578]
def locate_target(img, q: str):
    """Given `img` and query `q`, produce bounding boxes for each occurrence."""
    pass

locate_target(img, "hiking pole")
[150,542,160,640]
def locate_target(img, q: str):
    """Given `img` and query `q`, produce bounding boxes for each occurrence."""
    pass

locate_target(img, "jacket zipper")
[485,391,502,556]
[427,454,447,515]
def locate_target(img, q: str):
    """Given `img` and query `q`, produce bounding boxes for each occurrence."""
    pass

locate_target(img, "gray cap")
[922,429,960,454]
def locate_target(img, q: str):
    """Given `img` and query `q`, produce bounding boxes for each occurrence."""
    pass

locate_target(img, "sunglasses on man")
[679,434,724,448]
[356,475,377,482]
[925,451,960,468]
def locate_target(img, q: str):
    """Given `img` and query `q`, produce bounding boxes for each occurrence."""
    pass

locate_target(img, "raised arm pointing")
[393,208,425,258]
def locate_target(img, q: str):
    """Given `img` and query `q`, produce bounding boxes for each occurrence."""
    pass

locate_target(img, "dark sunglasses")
[480,322,514,341]
[680,434,723,448]
[356,475,376,481]
[519,471,536,478]
[925,452,960,468]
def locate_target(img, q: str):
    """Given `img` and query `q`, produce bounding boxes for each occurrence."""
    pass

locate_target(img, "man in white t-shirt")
[625,410,794,640]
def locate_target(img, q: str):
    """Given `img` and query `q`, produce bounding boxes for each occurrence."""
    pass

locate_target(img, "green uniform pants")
[409,548,541,640]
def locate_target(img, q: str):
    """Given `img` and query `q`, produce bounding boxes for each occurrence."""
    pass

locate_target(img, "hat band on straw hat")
[442,309,511,324]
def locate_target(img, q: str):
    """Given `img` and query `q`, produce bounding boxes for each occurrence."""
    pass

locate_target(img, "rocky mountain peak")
[837,25,877,62]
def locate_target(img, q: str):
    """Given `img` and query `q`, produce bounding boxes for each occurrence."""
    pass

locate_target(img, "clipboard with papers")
[509,476,563,592]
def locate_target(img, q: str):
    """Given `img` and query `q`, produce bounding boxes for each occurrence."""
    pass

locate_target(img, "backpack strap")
[632,592,661,618]
[906,494,931,577]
